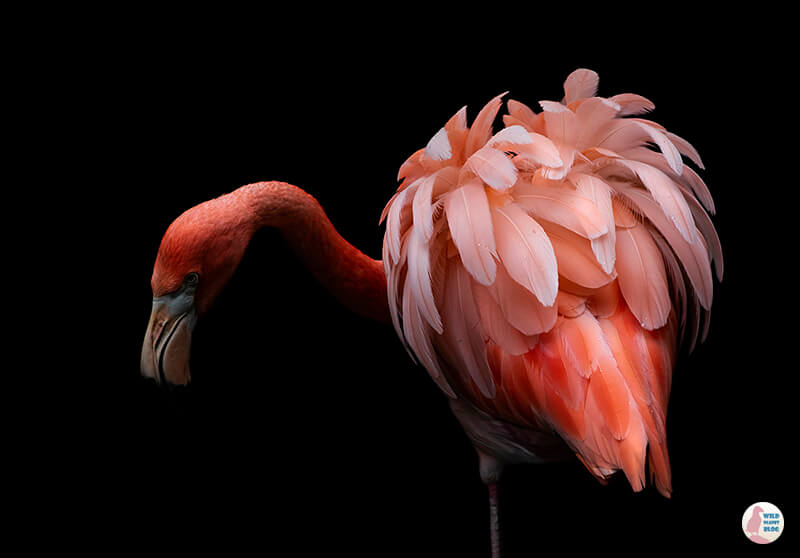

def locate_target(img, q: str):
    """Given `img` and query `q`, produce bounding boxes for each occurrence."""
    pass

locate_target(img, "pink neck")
[238,181,390,324]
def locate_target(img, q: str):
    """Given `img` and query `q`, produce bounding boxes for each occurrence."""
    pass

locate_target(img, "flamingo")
[141,69,721,556]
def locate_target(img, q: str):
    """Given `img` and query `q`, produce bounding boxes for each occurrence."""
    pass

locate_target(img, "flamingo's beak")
[141,291,198,386]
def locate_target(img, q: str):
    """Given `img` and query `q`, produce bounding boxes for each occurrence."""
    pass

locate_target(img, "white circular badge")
[742,502,784,544]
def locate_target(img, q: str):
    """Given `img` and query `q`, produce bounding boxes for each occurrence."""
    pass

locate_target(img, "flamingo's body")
[142,69,720,556]
[381,69,721,500]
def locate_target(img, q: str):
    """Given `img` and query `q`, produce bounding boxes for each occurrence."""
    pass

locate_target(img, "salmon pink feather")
[382,68,721,497]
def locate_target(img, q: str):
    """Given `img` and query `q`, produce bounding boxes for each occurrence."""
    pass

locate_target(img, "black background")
[36,12,794,555]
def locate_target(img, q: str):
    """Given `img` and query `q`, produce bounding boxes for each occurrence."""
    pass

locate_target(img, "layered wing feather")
[382,69,720,497]
[492,203,559,306]
[444,178,497,285]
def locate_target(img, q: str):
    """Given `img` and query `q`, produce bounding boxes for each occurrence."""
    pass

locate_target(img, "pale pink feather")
[411,173,438,240]
[473,280,533,355]
[501,114,531,131]
[401,276,456,397]
[633,121,683,174]
[502,132,563,168]
[506,99,538,129]
[464,92,506,157]
[609,93,655,116]
[445,106,469,162]
[592,120,655,155]
[651,231,689,333]
[462,146,518,191]
[406,227,443,333]
[444,179,498,285]
[515,181,608,239]
[664,130,704,169]
[586,281,620,318]
[569,172,616,274]
[446,105,468,132]
[540,101,577,144]
[681,192,723,281]
[614,223,672,330]
[620,147,715,214]
[441,259,496,397]
[424,127,452,161]
[492,203,559,306]
[563,68,600,104]
[488,263,557,335]
[610,194,641,228]
[574,97,622,150]
[615,184,713,310]
[539,220,616,290]
[383,229,408,344]
[384,180,419,263]
[540,141,575,180]
[596,158,697,244]
[487,124,534,147]
[556,290,587,318]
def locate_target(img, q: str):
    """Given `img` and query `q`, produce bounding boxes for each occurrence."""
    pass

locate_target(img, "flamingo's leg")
[488,481,501,558]
[477,450,504,558]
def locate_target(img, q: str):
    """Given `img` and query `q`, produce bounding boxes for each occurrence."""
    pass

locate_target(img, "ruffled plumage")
[381,68,720,497]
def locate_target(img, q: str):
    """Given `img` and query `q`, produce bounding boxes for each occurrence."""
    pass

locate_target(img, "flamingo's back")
[381,69,721,497]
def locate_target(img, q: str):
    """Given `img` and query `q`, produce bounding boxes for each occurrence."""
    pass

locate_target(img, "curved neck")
[238,181,390,324]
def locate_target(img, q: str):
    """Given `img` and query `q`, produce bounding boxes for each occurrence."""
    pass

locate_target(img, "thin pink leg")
[488,482,501,558]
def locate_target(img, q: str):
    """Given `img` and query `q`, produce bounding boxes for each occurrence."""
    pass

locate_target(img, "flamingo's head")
[141,194,256,385]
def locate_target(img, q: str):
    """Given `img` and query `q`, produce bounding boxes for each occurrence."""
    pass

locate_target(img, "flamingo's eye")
[184,272,199,286]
